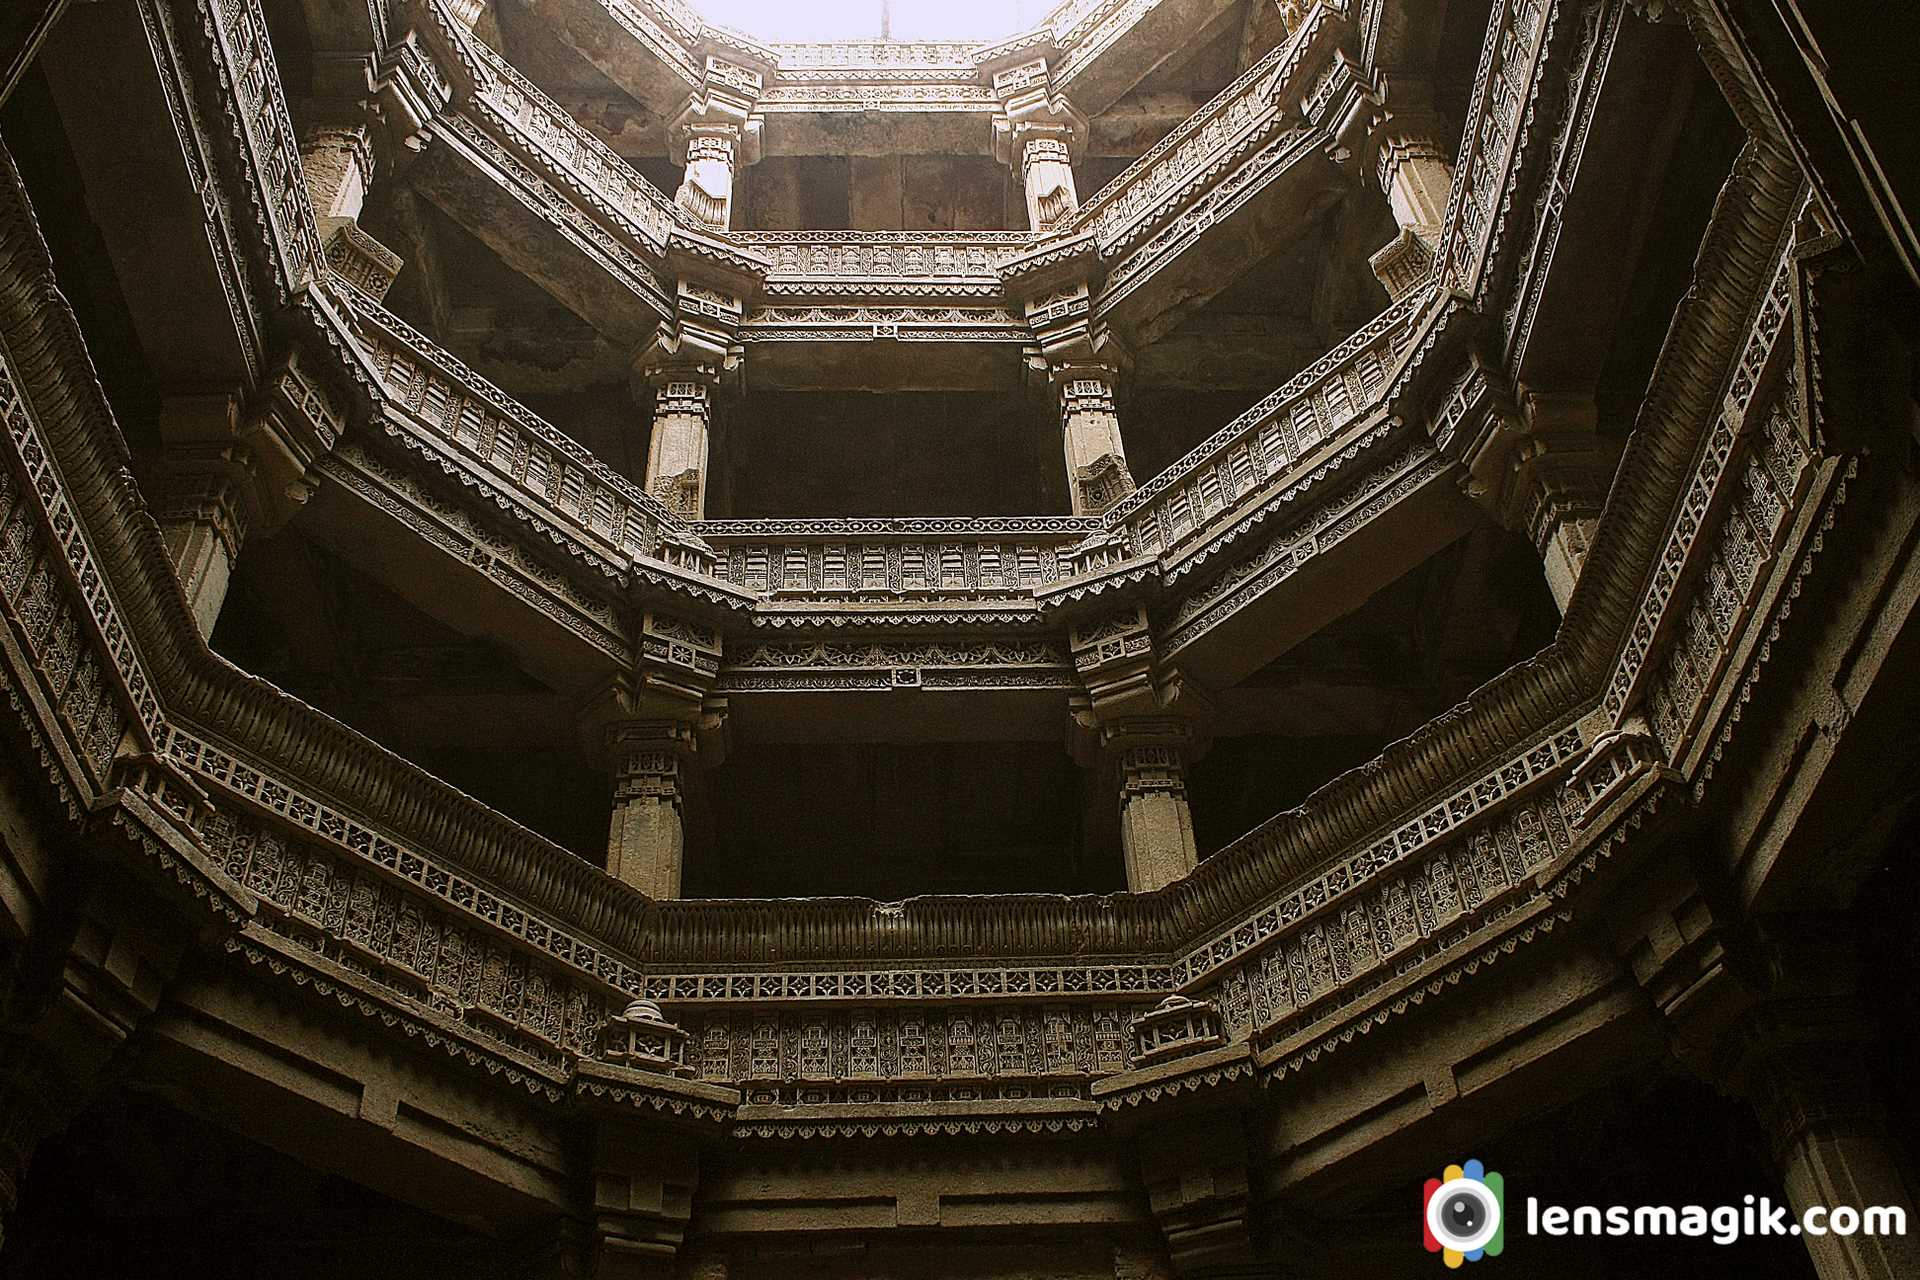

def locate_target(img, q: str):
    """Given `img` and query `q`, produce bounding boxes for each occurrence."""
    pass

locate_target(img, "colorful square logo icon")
[1423,1159,1505,1267]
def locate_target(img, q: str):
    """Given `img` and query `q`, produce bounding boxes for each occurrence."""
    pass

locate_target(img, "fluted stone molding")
[990,59,1088,233]
[671,58,766,231]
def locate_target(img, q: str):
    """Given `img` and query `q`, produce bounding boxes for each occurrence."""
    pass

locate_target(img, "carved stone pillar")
[1366,103,1455,300]
[1638,910,1920,1280]
[605,720,693,900]
[1741,1023,1920,1280]
[1068,607,1212,893]
[1504,390,1613,613]
[152,437,252,639]
[642,378,713,521]
[1058,363,1137,516]
[1111,721,1202,893]
[0,876,188,1248]
[299,74,404,301]
[671,57,765,231]
[590,614,725,899]
[1013,261,1137,516]
[151,352,344,637]
[991,59,1087,234]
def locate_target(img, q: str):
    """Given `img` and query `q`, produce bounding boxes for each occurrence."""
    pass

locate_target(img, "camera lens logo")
[1423,1159,1505,1267]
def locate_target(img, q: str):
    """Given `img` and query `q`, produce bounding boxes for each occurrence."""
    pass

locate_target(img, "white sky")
[692,0,1049,42]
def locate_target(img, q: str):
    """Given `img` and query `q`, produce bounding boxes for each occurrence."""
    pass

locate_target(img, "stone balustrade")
[695,518,1097,597]
[1098,291,1427,561]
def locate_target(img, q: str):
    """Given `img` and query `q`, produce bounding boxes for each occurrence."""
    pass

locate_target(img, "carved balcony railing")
[695,518,1099,602]
[467,36,681,255]
[1093,290,1429,565]
[342,290,720,579]
[736,232,1032,300]
[1060,1,1339,258]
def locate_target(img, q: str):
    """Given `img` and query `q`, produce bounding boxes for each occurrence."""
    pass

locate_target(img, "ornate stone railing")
[1098,291,1429,560]
[1062,3,1337,257]
[696,517,1096,598]
[466,37,680,254]
[1437,0,1557,300]
[341,290,718,578]
[736,232,1031,298]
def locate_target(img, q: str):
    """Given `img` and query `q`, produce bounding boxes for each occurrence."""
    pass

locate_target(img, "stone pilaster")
[671,57,765,231]
[991,59,1087,233]
[1366,98,1454,300]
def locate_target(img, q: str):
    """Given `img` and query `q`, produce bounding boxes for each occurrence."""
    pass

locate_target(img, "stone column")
[605,721,693,900]
[592,616,726,900]
[991,60,1088,234]
[640,377,714,520]
[300,87,403,300]
[154,443,252,639]
[1012,127,1082,233]
[1506,390,1613,614]
[1745,1034,1920,1280]
[1111,721,1202,893]
[1367,106,1455,300]
[153,396,249,638]
[1068,607,1212,893]
[1057,363,1137,516]
[634,281,743,521]
[302,121,375,224]
[670,58,765,231]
